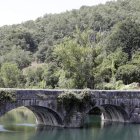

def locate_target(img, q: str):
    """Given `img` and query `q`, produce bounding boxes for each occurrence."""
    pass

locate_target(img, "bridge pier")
[130,108,140,123]
[63,111,86,127]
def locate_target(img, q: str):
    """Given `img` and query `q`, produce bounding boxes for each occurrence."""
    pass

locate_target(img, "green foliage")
[42,63,59,88]
[24,63,58,89]
[106,19,140,59]
[0,0,140,89]
[130,52,140,67]
[103,80,124,90]
[0,63,24,88]
[54,31,96,89]
[58,91,79,110]
[25,67,45,88]
[57,90,91,111]
[94,48,128,87]
[120,82,140,90]
[0,90,16,104]
[0,47,31,69]
[116,64,140,84]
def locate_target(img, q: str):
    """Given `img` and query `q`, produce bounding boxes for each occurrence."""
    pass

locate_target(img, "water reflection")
[29,123,140,140]
[0,108,140,140]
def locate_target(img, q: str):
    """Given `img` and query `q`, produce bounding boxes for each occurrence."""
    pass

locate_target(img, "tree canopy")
[0,0,140,89]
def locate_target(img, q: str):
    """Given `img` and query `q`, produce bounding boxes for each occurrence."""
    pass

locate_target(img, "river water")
[0,107,140,140]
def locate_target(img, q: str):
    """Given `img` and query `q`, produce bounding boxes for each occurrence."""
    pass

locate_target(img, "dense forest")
[0,0,140,89]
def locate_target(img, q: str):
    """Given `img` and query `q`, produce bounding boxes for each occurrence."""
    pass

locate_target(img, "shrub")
[0,90,16,104]
[57,90,91,111]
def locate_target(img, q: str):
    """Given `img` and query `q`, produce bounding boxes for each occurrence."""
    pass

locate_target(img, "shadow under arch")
[88,104,129,122]
[0,104,63,127]
[27,106,63,126]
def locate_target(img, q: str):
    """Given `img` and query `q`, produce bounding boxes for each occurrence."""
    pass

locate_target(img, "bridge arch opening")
[87,104,129,124]
[0,106,36,124]
[101,105,129,122]
[0,105,63,127]
[27,106,63,126]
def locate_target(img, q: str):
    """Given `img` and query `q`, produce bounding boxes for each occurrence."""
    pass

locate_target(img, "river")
[0,107,140,140]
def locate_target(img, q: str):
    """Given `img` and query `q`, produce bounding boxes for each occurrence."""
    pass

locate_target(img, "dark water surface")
[0,107,140,140]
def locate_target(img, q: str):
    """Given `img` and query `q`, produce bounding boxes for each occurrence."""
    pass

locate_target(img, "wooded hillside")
[0,0,140,89]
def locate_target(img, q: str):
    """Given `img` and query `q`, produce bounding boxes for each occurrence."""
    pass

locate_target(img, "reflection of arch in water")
[88,104,129,122]
[0,104,63,127]
[33,122,140,140]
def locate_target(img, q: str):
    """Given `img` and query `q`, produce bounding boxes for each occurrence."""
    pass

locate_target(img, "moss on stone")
[57,90,91,111]
[0,90,16,104]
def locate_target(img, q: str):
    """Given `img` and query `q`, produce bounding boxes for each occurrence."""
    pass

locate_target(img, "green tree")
[25,67,44,88]
[106,19,140,59]
[42,63,59,88]
[54,35,96,89]
[116,64,140,84]
[0,63,24,88]
[0,46,31,69]
[130,52,140,67]
[95,48,128,86]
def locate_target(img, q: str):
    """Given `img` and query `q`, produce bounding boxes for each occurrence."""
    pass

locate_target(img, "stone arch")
[27,106,63,126]
[88,104,129,122]
[0,103,63,127]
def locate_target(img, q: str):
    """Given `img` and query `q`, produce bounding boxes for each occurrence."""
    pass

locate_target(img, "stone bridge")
[0,89,140,127]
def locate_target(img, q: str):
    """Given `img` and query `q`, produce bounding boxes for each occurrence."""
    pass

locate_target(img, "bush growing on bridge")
[0,90,16,104]
[57,90,91,111]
